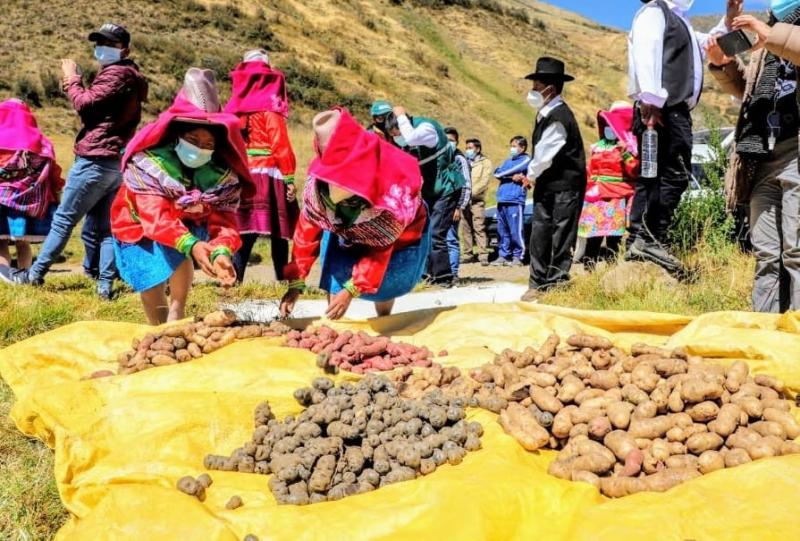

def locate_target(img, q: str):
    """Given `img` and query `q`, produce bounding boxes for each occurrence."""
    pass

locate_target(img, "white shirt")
[527,96,568,181]
[628,1,728,108]
[455,152,472,209]
[397,114,439,148]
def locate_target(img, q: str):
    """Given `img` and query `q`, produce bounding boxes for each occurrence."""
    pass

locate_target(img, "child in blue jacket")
[492,136,531,266]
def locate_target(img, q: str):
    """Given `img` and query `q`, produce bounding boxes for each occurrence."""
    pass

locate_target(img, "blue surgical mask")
[447,140,456,151]
[465,149,476,160]
[94,45,122,66]
[175,138,213,169]
[604,127,618,141]
[510,147,519,158]
[394,135,407,147]
[771,0,800,20]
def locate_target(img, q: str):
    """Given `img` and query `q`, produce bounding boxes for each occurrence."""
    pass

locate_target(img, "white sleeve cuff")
[637,92,667,109]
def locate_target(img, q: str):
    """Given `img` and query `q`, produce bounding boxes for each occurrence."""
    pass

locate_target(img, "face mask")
[510,147,519,157]
[771,0,800,20]
[604,127,618,141]
[465,149,476,159]
[527,90,545,109]
[175,138,213,168]
[94,45,122,66]
[394,135,407,147]
[447,140,456,151]
[672,0,694,11]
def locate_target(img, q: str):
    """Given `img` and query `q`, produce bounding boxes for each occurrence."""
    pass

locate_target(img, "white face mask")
[527,90,545,109]
[672,0,694,11]
[175,138,213,169]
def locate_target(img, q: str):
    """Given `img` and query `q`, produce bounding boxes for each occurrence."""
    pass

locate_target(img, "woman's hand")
[191,241,215,278]
[213,255,236,287]
[705,35,734,67]
[326,290,353,320]
[733,15,771,50]
[286,183,297,202]
[453,208,462,222]
[280,288,302,317]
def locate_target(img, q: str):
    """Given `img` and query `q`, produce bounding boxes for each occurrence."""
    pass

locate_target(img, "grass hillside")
[0,0,738,183]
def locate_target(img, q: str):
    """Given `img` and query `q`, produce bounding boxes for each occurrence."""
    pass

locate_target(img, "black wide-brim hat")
[524,56,574,82]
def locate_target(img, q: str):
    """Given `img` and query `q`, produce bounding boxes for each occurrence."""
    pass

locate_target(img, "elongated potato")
[604,430,638,461]
[686,432,723,454]
[628,416,674,439]
[750,421,786,439]
[697,450,725,474]
[724,361,749,393]
[708,403,742,437]
[724,448,752,467]
[607,401,634,430]
[531,386,564,414]
[687,401,719,423]
[754,374,785,393]
[498,403,549,451]
[762,408,800,439]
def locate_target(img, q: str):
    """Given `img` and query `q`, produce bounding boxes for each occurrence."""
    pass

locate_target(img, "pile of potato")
[391,334,800,497]
[114,310,291,375]
[203,374,482,504]
[285,326,440,374]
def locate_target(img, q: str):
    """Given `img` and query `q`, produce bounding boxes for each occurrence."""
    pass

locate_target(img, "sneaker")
[97,281,114,301]
[490,258,507,267]
[0,266,41,286]
[520,288,543,302]
[509,258,524,267]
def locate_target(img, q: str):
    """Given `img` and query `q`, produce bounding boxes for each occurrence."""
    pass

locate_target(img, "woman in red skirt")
[225,49,298,283]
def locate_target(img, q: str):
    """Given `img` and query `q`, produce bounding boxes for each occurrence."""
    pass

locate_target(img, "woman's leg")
[375,299,395,317]
[749,174,783,313]
[0,240,10,267]
[271,235,290,281]
[15,241,32,269]
[140,283,169,325]
[233,233,258,283]
[167,258,194,322]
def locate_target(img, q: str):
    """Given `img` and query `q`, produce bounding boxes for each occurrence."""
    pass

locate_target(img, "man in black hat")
[0,23,148,299]
[519,57,586,302]
[626,0,740,273]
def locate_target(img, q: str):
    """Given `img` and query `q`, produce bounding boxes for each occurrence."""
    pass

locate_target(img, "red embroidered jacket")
[585,142,639,201]
[284,204,427,295]
[241,111,296,181]
[111,184,242,256]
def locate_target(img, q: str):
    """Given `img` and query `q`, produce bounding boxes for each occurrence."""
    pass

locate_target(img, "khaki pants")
[460,198,488,260]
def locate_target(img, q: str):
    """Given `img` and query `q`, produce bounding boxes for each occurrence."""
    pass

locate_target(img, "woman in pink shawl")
[577,102,639,266]
[280,108,430,320]
[0,99,63,272]
[224,49,299,283]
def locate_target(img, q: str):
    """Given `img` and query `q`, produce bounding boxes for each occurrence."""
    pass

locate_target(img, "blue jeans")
[30,156,122,284]
[82,213,100,277]
[446,223,460,277]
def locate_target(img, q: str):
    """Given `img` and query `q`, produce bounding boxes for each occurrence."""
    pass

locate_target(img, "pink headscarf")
[224,62,289,118]
[598,103,637,156]
[306,108,422,227]
[0,99,55,159]
[122,91,252,185]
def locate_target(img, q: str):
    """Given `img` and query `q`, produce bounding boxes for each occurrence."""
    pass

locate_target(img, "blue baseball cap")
[370,100,392,116]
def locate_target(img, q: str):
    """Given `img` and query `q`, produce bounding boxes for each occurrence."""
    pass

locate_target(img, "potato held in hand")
[499,403,549,451]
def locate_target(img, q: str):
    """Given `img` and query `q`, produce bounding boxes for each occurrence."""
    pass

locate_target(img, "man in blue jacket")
[492,136,531,266]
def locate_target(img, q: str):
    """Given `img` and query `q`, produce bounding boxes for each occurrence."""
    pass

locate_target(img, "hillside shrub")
[14,76,41,107]
[39,69,63,104]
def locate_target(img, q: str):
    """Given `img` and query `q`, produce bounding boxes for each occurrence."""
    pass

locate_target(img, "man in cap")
[519,57,586,302]
[368,99,393,138]
[2,23,148,299]
[626,0,740,273]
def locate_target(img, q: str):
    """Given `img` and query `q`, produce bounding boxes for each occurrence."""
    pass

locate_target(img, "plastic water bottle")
[640,122,658,179]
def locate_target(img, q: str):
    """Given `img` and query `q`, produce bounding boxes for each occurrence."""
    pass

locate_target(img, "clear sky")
[541,0,770,30]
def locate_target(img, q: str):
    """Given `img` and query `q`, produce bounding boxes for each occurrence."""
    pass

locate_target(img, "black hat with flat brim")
[524,56,574,82]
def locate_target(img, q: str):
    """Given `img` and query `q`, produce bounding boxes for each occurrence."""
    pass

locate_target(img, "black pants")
[233,233,290,283]
[529,190,583,290]
[628,103,692,245]
[425,192,459,283]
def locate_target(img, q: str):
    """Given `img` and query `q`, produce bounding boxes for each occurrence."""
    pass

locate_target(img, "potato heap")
[203,374,483,504]
[115,310,291,375]
[285,326,439,374]
[391,334,800,497]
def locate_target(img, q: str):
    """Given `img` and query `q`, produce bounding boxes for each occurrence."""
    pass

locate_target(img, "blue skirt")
[319,218,432,302]
[114,226,209,293]
[0,203,57,242]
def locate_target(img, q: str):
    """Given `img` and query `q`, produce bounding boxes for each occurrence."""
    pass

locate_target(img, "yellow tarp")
[2,303,800,540]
